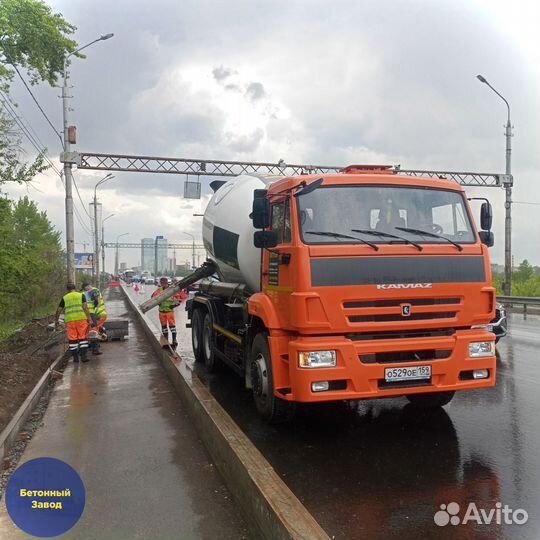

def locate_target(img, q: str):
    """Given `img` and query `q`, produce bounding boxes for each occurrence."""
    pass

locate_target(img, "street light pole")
[93,173,114,285]
[477,74,513,296]
[62,33,114,283]
[101,214,115,288]
[115,233,129,276]
[183,232,196,269]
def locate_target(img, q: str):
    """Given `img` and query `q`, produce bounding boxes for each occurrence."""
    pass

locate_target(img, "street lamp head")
[100,33,114,41]
[476,74,488,84]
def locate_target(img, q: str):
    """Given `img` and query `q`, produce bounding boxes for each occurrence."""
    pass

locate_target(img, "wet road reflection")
[127,286,539,540]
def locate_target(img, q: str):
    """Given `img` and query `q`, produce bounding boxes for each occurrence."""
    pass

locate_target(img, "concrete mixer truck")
[187,165,497,422]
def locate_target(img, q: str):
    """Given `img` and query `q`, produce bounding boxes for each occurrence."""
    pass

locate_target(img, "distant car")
[145,277,155,285]
[489,303,507,343]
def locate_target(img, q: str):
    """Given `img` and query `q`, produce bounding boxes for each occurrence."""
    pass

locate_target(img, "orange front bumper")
[271,329,496,403]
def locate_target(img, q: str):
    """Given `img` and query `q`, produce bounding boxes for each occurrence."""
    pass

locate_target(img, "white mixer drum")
[203,174,274,292]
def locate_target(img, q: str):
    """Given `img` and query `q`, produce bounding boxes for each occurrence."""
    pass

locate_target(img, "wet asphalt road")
[0,288,249,540]
[130,285,540,540]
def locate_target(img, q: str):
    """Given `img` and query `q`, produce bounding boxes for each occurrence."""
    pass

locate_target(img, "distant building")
[156,236,168,274]
[141,238,154,272]
[120,262,127,271]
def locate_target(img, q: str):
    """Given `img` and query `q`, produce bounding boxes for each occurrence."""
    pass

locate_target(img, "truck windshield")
[298,185,475,245]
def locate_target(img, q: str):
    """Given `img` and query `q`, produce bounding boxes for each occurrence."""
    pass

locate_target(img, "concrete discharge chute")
[139,261,218,313]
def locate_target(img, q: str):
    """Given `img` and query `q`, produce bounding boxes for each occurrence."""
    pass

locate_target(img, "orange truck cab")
[189,166,496,422]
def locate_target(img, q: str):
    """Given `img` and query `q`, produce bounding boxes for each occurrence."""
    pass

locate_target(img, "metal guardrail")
[497,296,540,316]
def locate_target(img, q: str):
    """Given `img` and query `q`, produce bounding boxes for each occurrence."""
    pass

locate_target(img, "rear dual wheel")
[191,309,204,363]
[191,308,220,372]
[202,312,220,372]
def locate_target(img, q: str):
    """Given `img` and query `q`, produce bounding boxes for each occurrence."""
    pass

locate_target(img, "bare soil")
[0,317,65,433]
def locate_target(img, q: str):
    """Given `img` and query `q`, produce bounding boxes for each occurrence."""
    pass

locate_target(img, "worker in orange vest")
[151,277,185,348]
[55,283,93,363]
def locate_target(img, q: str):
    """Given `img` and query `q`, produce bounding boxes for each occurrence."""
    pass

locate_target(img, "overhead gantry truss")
[62,151,511,187]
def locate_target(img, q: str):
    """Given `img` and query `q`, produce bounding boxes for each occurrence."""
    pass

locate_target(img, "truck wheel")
[202,312,219,372]
[250,334,295,423]
[191,309,204,363]
[406,391,455,408]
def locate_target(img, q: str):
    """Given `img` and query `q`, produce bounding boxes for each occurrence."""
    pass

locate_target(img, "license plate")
[385,365,431,382]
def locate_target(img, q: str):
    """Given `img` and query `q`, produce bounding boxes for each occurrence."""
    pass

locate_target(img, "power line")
[0,91,92,236]
[72,170,93,220]
[2,47,63,145]
[0,91,47,158]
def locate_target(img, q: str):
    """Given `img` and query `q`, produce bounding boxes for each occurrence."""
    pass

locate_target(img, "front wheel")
[406,391,455,409]
[250,333,295,423]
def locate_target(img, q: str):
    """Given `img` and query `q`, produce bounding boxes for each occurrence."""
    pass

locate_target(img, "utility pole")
[101,214,114,288]
[477,75,513,295]
[101,223,105,286]
[183,232,196,269]
[62,58,75,284]
[60,33,114,283]
[92,200,100,281]
[115,233,128,277]
[93,174,114,285]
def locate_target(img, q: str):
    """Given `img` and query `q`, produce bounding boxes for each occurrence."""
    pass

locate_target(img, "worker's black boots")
[80,348,89,363]
[72,351,80,363]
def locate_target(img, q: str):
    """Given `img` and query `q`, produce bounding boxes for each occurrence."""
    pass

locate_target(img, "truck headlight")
[469,341,495,358]
[299,350,337,368]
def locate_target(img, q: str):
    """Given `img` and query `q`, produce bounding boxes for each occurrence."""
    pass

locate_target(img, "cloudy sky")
[3,0,540,270]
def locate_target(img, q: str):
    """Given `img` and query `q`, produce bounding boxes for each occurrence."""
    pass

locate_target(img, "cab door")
[263,198,294,327]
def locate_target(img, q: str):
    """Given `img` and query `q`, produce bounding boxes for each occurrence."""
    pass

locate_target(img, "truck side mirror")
[254,231,278,249]
[479,230,494,247]
[480,202,493,231]
[251,190,270,229]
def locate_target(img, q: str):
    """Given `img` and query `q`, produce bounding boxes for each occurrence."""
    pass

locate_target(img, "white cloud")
[3,0,539,268]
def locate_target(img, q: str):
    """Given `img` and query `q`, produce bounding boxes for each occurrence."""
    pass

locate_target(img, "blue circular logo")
[5,457,85,537]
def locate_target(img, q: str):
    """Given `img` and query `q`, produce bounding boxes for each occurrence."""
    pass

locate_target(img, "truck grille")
[378,379,432,390]
[349,312,457,323]
[346,328,456,341]
[360,349,451,364]
[344,297,460,308]
[344,297,461,324]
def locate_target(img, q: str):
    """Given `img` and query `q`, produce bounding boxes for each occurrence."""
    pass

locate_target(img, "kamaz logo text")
[376,283,433,290]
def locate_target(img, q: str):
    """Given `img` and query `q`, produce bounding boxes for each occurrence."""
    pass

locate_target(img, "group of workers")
[55,276,186,363]
[55,282,108,363]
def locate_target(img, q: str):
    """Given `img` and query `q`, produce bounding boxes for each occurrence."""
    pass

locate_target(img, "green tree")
[514,259,534,282]
[0,0,79,89]
[492,272,504,296]
[513,277,540,297]
[0,0,80,185]
[0,196,64,323]
[0,110,46,184]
